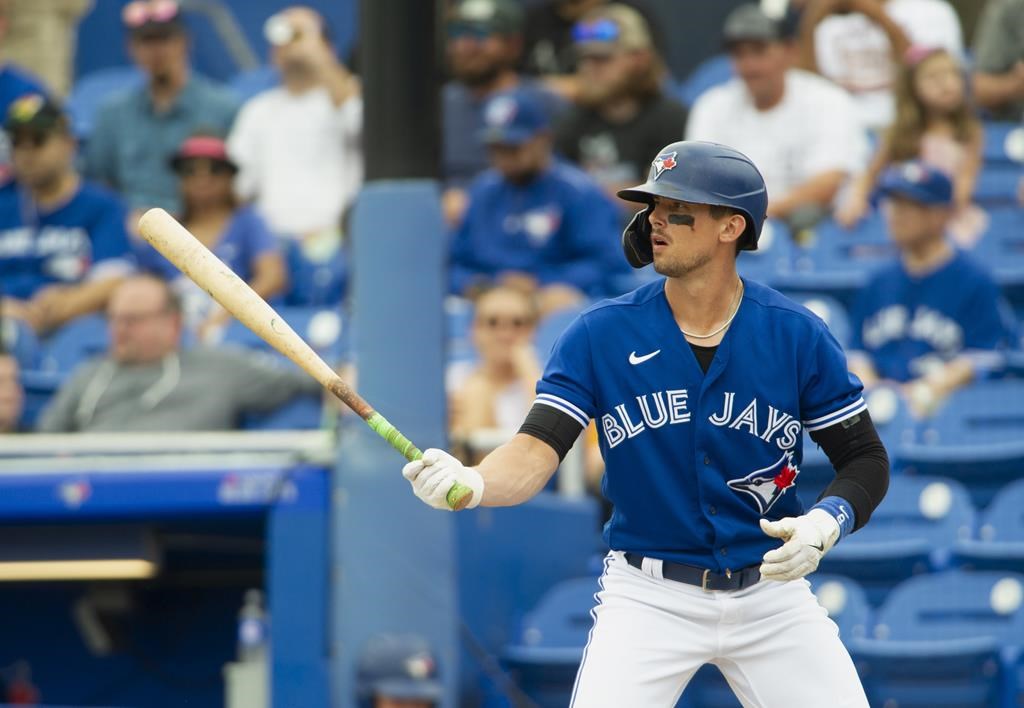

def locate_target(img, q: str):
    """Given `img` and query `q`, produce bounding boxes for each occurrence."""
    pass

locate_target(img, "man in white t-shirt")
[227,6,362,238]
[800,0,963,129]
[687,4,868,224]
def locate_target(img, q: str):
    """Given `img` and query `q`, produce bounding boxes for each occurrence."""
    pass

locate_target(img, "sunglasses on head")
[10,132,52,149]
[572,18,620,44]
[122,0,180,28]
[177,160,234,177]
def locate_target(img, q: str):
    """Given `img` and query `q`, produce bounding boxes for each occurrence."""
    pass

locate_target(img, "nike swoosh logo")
[629,350,661,365]
[810,542,825,552]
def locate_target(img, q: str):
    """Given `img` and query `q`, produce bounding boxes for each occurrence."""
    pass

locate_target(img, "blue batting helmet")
[356,634,441,707]
[617,141,769,262]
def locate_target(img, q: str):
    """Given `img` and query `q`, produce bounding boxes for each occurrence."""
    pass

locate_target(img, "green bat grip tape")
[366,413,474,510]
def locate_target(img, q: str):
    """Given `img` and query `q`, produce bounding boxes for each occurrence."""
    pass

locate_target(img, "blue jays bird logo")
[727,451,800,514]
[651,151,677,179]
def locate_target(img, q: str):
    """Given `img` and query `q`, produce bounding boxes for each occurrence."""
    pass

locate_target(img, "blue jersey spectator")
[83,1,238,214]
[137,134,286,340]
[0,95,133,334]
[442,0,565,225]
[848,161,1017,417]
[450,89,628,314]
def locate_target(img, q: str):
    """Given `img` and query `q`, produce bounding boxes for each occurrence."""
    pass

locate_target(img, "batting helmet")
[356,634,442,707]
[617,141,769,267]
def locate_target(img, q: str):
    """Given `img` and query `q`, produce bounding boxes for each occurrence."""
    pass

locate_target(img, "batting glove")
[758,509,841,581]
[402,448,484,511]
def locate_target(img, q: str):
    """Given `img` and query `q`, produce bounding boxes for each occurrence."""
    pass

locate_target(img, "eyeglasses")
[478,315,533,330]
[572,18,620,44]
[176,160,234,177]
[122,0,180,28]
[10,132,52,150]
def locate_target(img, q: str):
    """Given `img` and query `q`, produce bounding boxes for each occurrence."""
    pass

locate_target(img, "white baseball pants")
[569,551,869,707]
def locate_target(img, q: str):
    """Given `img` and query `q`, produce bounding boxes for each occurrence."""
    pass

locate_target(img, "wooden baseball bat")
[137,208,473,511]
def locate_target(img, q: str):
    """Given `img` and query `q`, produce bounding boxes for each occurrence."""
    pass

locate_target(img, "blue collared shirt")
[83,74,239,212]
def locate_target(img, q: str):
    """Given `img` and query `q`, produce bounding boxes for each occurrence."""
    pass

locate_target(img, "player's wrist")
[462,466,485,509]
[810,496,854,544]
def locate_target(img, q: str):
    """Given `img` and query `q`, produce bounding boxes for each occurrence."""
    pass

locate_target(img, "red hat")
[169,135,237,173]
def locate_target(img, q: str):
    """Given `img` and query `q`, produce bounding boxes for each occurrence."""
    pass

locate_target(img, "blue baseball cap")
[873,161,954,206]
[479,89,549,146]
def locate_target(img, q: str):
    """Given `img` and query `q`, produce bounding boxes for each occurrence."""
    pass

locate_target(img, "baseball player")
[404,141,890,706]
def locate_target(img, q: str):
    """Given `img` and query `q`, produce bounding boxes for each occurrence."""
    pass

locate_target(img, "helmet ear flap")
[622,205,654,268]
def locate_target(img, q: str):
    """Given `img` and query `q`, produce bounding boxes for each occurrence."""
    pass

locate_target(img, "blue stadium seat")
[975,165,1023,207]
[66,66,144,138]
[675,54,734,108]
[1,317,41,369]
[974,207,1024,304]
[39,314,108,376]
[503,576,600,707]
[242,394,322,430]
[788,293,851,348]
[282,239,348,307]
[850,570,1024,708]
[810,574,872,640]
[982,122,1024,165]
[227,65,280,102]
[736,219,794,288]
[445,296,476,367]
[819,476,975,605]
[955,479,1024,573]
[786,214,896,308]
[222,306,347,364]
[898,381,1024,508]
[18,369,61,430]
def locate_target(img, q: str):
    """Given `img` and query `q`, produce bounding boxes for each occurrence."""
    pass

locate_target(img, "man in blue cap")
[848,161,1017,417]
[356,634,440,708]
[449,87,628,314]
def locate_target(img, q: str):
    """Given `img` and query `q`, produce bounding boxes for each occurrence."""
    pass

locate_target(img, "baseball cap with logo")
[479,89,549,146]
[4,94,67,134]
[873,161,954,206]
[449,0,524,38]
[572,4,654,56]
[722,4,784,46]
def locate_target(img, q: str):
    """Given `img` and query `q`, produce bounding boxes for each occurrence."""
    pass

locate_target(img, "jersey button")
[703,455,710,465]
[709,506,717,515]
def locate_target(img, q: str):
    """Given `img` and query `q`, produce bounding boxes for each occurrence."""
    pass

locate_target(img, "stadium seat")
[38,314,108,376]
[17,369,61,430]
[66,66,144,138]
[1,316,41,369]
[736,219,794,288]
[974,207,1024,304]
[503,576,600,707]
[974,165,1023,207]
[227,65,280,102]
[810,574,872,640]
[786,214,896,308]
[850,570,1024,708]
[222,306,347,364]
[898,380,1024,508]
[818,476,975,605]
[675,53,734,108]
[982,122,1024,165]
[241,394,323,430]
[955,479,1024,573]
[282,238,348,307]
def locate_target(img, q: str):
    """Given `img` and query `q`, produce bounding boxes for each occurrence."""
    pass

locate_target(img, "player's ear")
[719,213,746,247]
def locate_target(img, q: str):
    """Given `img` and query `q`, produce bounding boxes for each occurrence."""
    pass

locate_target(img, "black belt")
[624,552,761,592]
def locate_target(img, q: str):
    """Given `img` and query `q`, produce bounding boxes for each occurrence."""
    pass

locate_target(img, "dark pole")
[359,0,442,181]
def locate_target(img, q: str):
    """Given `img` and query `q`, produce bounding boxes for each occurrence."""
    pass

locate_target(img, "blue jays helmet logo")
[727,451,799,514]
[651,151,677,179]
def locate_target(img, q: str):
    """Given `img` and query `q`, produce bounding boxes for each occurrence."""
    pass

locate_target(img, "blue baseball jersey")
[536,278,865,572]
[449,159,631,297]
[0,181,134,299]
[849,251,1017,382]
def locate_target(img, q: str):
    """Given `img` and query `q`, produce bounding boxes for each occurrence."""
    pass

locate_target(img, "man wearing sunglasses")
[0,94,134,335]
[84,0,238,214]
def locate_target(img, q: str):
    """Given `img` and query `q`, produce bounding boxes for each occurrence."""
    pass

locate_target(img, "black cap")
[722,4,783,45]
[4,94,66,133]
[123,0,187,39]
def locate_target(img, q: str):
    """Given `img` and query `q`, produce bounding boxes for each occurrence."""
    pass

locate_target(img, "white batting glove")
[759,509,841,581]
[401,448,484,511]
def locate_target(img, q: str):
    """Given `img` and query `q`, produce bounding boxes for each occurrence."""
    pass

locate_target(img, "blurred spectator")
[847,162,1016,417]
[450,89,628,313]
[520,0,665,88]
[84,0,239,213]
[4,0,91,97]
[442,0,565,224]
[971,0,1024,120]
[449,286,540,455]
[687,4,868,225]
[553,4,687,213]
[0,352,24,432]
[0,0,50,183]
[356,634,440,708]
[0,95,133,334]
[37,275,319,432]
[228,6,361,239]
[798,0,963,129]
[838,47,983,245]
[137,134,286,340]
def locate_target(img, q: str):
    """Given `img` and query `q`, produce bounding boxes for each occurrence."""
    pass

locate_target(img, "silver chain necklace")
[680,279,744,340]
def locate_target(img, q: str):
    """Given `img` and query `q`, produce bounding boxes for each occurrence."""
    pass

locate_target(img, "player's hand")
[402,448,484,511]
[758,509,840,581]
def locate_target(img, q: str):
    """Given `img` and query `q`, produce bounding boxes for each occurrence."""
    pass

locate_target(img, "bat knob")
[446,482,474,511]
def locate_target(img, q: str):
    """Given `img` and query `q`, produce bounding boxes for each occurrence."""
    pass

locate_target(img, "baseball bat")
[137,208,473,511]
